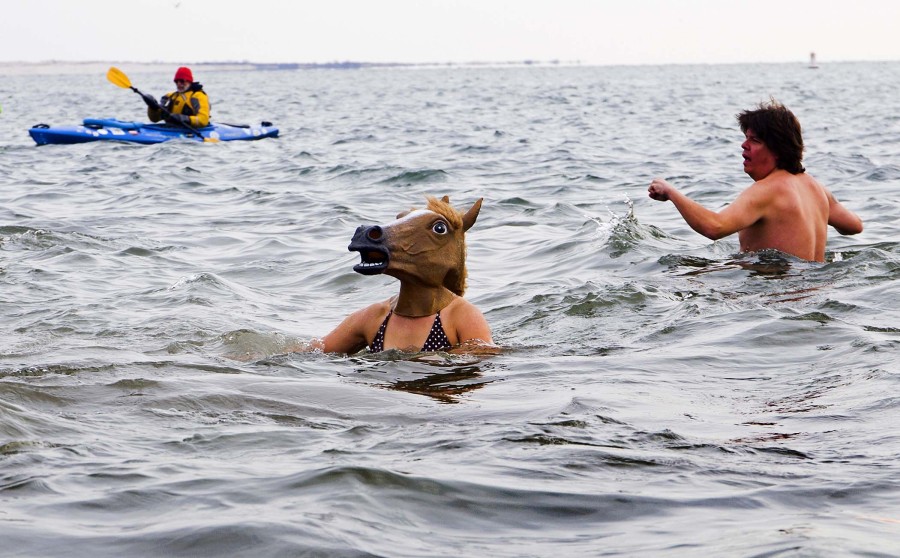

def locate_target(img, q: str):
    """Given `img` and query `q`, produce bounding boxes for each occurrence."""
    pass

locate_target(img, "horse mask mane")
[348,196,483,296]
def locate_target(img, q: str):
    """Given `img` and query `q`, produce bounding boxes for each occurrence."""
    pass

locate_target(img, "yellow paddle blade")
[106,66,132,89]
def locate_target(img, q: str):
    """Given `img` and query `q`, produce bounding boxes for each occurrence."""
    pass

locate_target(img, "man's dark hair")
[737,99,805,174]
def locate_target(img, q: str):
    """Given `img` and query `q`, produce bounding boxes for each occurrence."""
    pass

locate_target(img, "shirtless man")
[648,100,863,262]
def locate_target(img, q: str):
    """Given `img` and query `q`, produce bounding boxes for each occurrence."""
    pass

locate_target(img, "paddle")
[106,66,217,142]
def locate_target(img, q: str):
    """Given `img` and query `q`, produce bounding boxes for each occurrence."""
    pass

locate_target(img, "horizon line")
[2,57,898,70]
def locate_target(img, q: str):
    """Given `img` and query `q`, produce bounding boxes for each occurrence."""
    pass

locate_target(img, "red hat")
[174,67,193,82]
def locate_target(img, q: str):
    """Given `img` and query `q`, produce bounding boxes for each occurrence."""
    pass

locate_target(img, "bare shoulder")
[728,177,780,217]
[745,170,812,209]
[443,296,485,320]
[355,298,393,321]
[787,171,827,192]
[322,298,393,354]
[752,169,798,192]
[766,170,825,190]
[443,296,493,344]
[346,298,394,337]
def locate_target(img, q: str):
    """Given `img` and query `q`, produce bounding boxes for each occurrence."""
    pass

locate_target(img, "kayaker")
[144,66,210,128]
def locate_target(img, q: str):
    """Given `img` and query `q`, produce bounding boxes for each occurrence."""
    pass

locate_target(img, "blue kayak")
[29,118,279,145]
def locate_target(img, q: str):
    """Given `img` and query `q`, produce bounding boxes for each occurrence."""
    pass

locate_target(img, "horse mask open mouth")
[347,196,483,293]
[348,224,390,275]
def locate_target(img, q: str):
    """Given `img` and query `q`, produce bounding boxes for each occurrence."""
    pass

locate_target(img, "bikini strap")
[368,310,392,353]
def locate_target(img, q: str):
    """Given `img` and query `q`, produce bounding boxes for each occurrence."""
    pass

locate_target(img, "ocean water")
[1,62,898,557]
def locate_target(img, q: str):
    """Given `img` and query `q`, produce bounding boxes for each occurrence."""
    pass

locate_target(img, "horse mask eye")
[432,221,448,234]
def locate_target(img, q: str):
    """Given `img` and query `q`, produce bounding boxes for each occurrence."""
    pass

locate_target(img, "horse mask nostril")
[366,226,383,241]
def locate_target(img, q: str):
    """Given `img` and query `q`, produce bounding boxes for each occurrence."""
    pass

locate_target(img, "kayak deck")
[29,118,279,145]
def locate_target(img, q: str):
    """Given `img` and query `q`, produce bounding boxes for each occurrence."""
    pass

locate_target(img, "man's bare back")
[736,170,830,261]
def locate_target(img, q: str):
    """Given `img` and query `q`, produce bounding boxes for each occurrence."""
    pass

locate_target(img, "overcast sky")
[4,0,899,66]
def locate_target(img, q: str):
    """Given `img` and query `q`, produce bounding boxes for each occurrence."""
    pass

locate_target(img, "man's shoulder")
[750,169,809,192]
[749,171,830,216]
[737,171,800,212]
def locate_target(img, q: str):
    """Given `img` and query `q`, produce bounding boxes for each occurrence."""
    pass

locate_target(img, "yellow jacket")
[148,84,210,127]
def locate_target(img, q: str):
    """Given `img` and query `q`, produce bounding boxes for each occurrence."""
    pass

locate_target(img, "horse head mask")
[349,196,483,296]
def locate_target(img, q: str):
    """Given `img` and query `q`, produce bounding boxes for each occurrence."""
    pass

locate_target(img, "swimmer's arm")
[826,190,863,235]
[284,338,325,353]
[320,307,375,354]
[286,305,379,355]
[649,178,763,240]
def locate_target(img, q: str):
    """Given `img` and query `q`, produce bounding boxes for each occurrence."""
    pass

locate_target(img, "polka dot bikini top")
[368,310,453,353]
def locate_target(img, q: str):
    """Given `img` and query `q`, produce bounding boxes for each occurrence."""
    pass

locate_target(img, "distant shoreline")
[2,58,895,76]
[0,59,581,76]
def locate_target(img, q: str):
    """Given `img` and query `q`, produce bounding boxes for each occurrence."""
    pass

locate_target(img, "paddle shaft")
[135,85,205,136]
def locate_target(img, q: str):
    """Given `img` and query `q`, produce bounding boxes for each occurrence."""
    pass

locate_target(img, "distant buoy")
[808,51,819,69]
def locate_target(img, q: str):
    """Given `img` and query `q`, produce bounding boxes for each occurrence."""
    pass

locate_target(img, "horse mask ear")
[462,198,483,232]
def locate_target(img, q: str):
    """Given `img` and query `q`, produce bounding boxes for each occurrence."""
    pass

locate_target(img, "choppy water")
[1,62,899,557]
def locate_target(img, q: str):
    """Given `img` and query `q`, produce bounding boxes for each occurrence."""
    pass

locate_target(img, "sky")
[3,0,899,66]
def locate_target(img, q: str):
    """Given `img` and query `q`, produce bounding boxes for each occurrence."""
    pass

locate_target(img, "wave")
[377,169,448,185]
